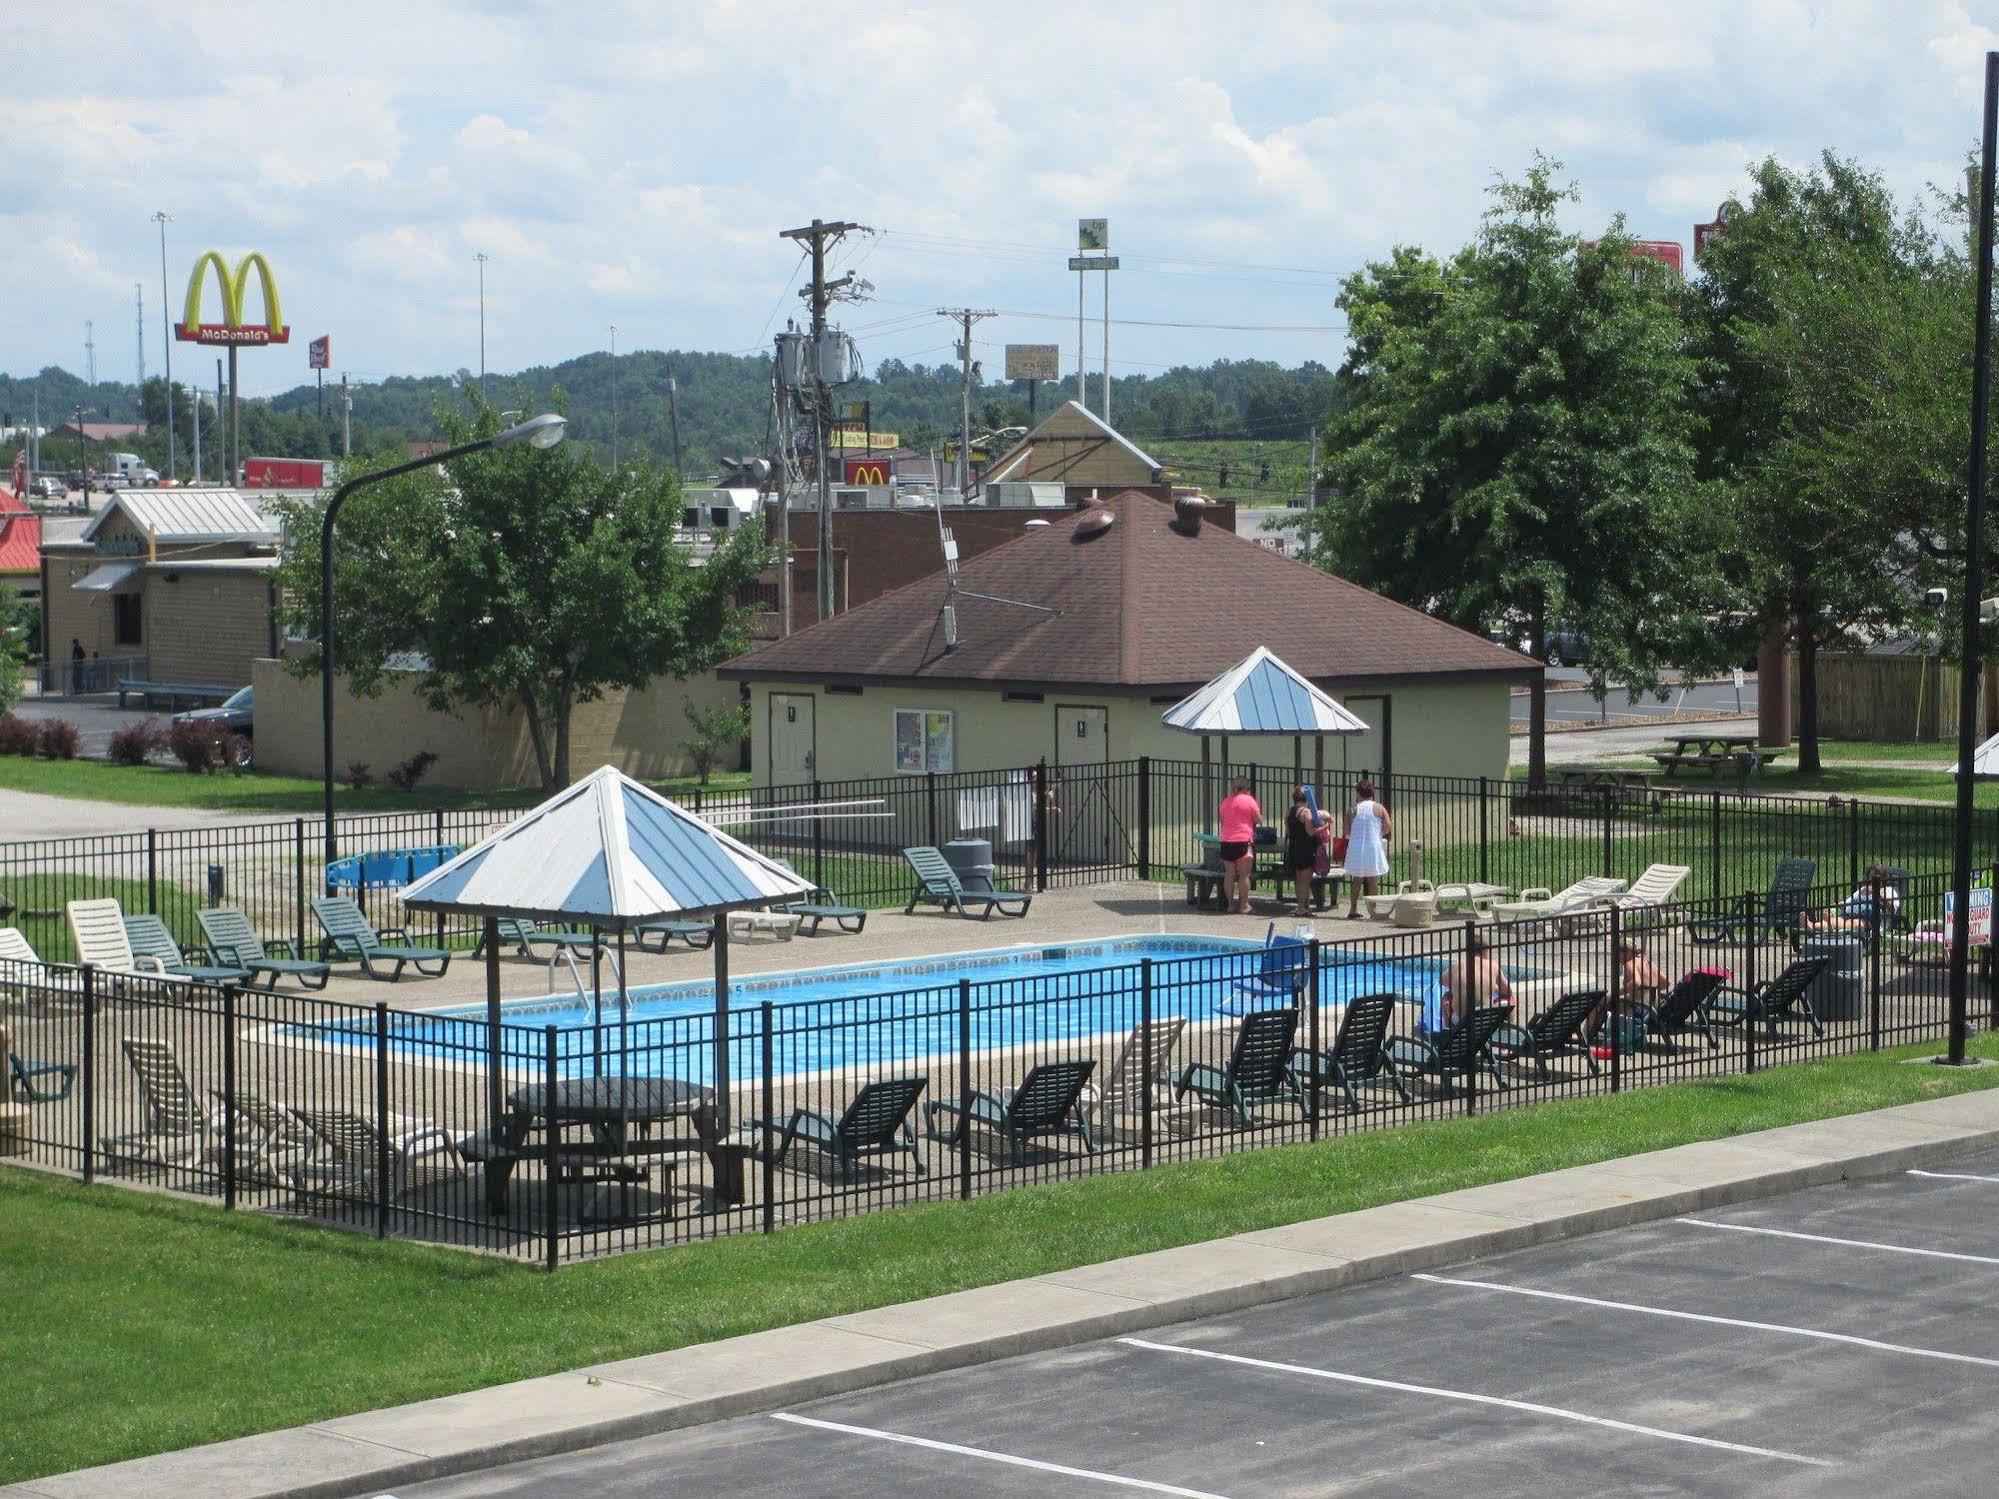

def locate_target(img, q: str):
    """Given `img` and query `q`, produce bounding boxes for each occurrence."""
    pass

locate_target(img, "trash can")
[943,837,997,894]
[1800,934,1865,1022]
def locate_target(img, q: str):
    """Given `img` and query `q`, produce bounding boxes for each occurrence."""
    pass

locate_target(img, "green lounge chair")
[1175,1007,1304,1127]
[1627,968,1730,1052]
[477,917,602,960]
[926,1059,1097,1162]
[1287,992,1411,1111]
[1492,988,1606,1080]
[773,860,869,935]
[633,920,716,953]
[1385,1003,1515,1096]
[311,897,452,981]
[196,907,332,991]
[755,1077,928,1181]
[9,1051,76,1102]
[123,914,251,985]
[1706,955,1833,1039]
[902,846,1031,920]
[1687,858,1818,947]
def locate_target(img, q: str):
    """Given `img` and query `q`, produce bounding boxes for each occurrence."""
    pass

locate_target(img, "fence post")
[957,978,973,1201]
[1601,787,1614,886]
[1709,793,1723,902]
[761,1001,776,1235]
[373,1002,391,1237]
[1306,938,1322,1140]
[1140,958,1155,1170]
[1989,863,1999,1035]
[1033,759,1050,893]
[1137,757,1152,882]
[294,818,308,958]
[223,985,239,1210]
[1478,776,1491,887]
[811,778,825,892]
[1847,800,1861,892]
[1461,921,1478,1116]
[544,1026,561,1272]
[925,770,939,852]
[1607,905,1622,1095]
[146,827,158,916]
[1742,921,1758,1077]
[1869,909,1883,1052]
[80,965,96,1185]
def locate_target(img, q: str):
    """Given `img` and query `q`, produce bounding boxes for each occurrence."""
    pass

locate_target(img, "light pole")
[475,251,488,389]
[320,413,566,862]
[153,211,175,482]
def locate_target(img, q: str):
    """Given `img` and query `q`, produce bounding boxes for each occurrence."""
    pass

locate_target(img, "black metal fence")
[3,867,1989,1266]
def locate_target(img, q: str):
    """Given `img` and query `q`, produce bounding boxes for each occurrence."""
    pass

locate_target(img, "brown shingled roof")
[720,493,1536,691]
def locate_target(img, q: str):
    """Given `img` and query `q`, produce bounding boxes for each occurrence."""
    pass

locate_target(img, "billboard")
[1078,218,1109,251]
[831,424,896,449]
[845,458,891,485]
[1005,344,1061,381]
[308,335,330,370]
[176,251,289,345]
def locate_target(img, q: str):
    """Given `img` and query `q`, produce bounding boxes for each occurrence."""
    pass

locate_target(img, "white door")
[1054,705,1117,868]
[769,694,815,786]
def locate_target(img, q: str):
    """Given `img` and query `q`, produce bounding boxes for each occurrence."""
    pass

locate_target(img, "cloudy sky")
[7,0,1997,396]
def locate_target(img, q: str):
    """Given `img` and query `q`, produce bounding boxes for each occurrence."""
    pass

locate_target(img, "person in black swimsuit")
[1283,787,1323,916]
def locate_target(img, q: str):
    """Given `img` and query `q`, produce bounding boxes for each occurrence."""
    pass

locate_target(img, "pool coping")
[13,1087,1999,1499]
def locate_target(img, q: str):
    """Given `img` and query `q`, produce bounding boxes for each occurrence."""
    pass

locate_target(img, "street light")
[320,413,567,861]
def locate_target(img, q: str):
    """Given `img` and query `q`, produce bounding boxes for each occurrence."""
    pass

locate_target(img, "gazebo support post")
[712,912,731,1134]
[1293,733,1302,786]
[483,915,503,1154]
[1201,736,1212,823]
[1314,735,1324,789]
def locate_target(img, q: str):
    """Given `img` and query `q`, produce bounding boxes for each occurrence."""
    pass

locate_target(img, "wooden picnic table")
[1187,832,1342,912]
[1649,733,1785,781]
[1555,765,1666,811]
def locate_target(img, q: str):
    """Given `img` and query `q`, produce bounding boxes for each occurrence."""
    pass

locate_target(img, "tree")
[1687,153,1967,770]
[678,700,749,784]
[0,583,29,715]
[1310,159,1707,784]
[273,391,769,789]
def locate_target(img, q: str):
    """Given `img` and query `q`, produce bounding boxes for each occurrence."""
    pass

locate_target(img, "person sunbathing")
[1801,865,1900,936]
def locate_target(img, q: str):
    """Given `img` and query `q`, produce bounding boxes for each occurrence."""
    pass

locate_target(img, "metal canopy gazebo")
[1161,646,1370,807]
[399,764,817,1156]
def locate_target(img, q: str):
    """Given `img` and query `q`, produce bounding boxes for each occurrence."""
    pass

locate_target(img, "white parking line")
[768,1413,1234,1497]
[1678,1218,1999,1266]
[1116,1337,1830,1467]
[1909,1169,1999,1186]
[1415,1273,1999,1369]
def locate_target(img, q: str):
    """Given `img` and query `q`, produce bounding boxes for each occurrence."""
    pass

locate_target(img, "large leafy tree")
[1310,159,1707,785]
[1689,153,1968,770]
[274,392,767,789]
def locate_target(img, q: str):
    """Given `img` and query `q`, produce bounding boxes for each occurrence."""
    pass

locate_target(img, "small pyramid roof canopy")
[1162,647,1369,736]
[1964,732,1999,778]
[400,765,815,928]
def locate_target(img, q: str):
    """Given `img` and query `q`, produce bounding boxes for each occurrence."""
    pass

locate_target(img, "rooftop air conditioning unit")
[986,481,1066,508]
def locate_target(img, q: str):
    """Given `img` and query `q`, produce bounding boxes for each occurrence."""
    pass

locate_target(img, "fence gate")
[1053,705,1121,870]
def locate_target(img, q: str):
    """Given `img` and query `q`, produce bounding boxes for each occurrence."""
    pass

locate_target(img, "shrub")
[36,719,80,760]
[386,750,438,792]
[678,702,750,786]
[107,722,161,766]
[346,762,374,790]
[0,713,35,756]
[165,720,225,774]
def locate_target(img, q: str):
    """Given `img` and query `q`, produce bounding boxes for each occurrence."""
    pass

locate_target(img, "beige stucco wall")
[253,660,742,790]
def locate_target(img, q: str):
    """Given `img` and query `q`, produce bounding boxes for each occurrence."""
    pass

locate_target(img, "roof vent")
[1025,518,1052,529]
[1074,510,1115,542]
[1172,495,1207,536]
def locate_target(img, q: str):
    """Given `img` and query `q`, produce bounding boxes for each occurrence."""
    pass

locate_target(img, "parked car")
[1543,625,1591,667]
[30,476,68,500]
[174,686,253,759]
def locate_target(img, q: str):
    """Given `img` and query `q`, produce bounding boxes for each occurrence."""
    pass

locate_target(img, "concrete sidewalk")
[13,1087,1999,1499]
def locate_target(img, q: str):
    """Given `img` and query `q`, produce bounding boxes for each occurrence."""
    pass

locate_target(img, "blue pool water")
[319,936,1548,1085]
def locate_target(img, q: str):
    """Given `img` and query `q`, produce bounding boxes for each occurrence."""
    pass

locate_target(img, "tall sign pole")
[152,213,175,482]
[1070,221,1117,420]
[1948,49,1999,1065]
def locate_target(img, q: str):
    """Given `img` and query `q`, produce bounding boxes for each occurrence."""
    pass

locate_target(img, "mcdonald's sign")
[845,459,891,485]
[176,251,290,345]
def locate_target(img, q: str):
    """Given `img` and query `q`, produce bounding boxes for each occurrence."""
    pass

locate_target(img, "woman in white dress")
[1341,777,1393,919]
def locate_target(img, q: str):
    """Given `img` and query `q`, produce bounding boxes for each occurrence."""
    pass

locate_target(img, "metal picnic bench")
[115,679,235,711]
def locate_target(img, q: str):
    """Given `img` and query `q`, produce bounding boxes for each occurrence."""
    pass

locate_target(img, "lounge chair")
[1626,967,1731,1051]
[1080,1017,1193,1138]
[1385,1003,1515,1095]
[0,927,84,1010]
[101,1036,221,1167]
[289,1107,466,1201]
[123,914,250,984]
[755,1077,928,1181]
[1706,956,1833,1039]
[773,860,869,935]
[206,1089,319,1185]
[477,916,601,961]
[1361,879,1435,920]
[1175,1007,1304,1127]
[926,1059,1097,1162]
[9,1050,77,1102]
[1686,858,1818,947]
[632,919,715,953]
[1492,876,1626,923]
[1602,864,1693,922]
[726,909,801,942]
[1287,991,1411,1111]
[903,846,1032,920]
[66,899,183,986]
[1218,928,1311,1016]
[1492,989,1606,1080]
[311,897,452,981]
[196,907,333,990]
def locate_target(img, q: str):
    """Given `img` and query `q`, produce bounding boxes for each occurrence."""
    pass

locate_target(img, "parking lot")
[405,1148,1999,1497]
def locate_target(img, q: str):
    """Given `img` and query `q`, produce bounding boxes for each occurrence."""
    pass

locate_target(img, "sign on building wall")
[1005,344,1061,381]
[845,459,890,485]
[894,709,954,774]
[831,424,897,449]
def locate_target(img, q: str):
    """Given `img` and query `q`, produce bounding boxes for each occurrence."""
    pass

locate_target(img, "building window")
[893,709,954,774]
[113,593,142,647]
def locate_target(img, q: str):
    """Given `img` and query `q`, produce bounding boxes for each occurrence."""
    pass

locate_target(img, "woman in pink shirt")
[1216,780,1262,914]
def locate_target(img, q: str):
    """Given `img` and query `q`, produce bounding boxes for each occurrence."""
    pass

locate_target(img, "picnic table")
[471,1076,720,1220]
[1186,832,1343,912]
[1555,765,1665,811]
[1648,733,1785,782]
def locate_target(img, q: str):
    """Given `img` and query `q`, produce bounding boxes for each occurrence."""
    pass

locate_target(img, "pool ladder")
[545,943,627,1008]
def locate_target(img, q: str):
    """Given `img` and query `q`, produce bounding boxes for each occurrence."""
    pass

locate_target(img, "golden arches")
[180,250,286,332]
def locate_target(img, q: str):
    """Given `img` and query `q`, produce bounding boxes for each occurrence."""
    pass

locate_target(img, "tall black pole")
[1949,49,1999,1065]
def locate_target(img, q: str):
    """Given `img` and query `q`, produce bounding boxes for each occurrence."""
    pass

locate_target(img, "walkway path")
[0,787,264,840]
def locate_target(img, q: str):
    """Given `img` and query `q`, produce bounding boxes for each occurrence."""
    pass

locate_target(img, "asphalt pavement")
[406,1152,1999,1498]
[1513,670,1756,726]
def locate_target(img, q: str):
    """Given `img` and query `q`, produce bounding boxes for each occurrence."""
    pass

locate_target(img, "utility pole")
[134,283,144,390]
[153,210,175,482]
[609,325,618,469]
[191,385,202,483]
[937,308,995,497]
[667,372,684,475]
[779,217,868,622]
[84,322,95,390]
[771,368,794,638]
[340,373,351,458]
[474,252,488,388]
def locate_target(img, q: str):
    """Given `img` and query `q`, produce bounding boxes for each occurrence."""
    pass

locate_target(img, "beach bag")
[1330,836,1349,864]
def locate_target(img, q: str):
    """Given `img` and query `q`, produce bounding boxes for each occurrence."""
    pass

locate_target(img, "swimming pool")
[314,935,1553,1085]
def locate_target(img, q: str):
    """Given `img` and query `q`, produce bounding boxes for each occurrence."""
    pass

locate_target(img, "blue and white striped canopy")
[1161,647,1369,736]
[399,765,816,928]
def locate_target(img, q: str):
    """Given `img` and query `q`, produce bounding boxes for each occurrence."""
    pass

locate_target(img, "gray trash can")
[1800,934,1865,1022]
[943,837,997,894]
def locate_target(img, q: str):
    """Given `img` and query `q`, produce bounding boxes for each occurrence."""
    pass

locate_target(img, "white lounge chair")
[1081,1017,1195,1138]
[1492,876,1627,923]
[208,1089,318,1186]
[290,1107,465,1202]
[0,927,84,1011]
[102,1036,223,1167]
[1602,864,1692,922]
[1361,880,1434,920]
[66,899,184,986]
[725,909,801,942]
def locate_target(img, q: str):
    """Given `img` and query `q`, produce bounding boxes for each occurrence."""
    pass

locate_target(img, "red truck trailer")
[241,456,330,488]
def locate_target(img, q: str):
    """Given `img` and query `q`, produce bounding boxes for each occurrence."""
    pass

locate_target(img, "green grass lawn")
[1510,749,1996,808]
[9,1032,1999,1484]
[0,756,750,814]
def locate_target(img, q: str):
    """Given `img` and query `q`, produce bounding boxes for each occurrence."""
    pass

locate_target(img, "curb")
[11,1090,1999,1499]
